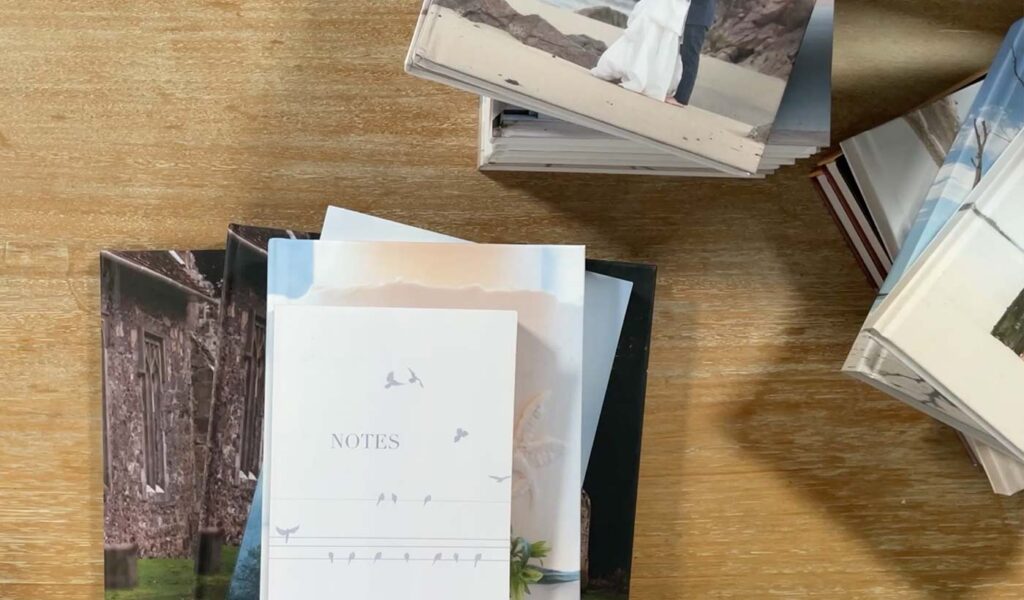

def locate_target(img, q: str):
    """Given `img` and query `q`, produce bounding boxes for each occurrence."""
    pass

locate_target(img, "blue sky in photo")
[875,19,1024,307]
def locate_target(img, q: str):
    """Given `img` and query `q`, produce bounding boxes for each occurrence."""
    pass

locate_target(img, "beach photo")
[410,0,816,172]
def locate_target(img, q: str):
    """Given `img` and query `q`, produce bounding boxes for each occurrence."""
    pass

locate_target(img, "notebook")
[261,239,586,600]
[263,305,517,598]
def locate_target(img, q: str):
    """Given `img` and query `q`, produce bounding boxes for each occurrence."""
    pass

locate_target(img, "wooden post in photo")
[104,543,138,589]
[197,527,224,575]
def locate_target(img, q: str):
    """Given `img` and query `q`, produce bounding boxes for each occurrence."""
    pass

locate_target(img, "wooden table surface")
[2,1,1024,598]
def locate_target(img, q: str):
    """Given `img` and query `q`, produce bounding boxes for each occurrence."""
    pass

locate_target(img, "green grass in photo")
[106,546,239,600]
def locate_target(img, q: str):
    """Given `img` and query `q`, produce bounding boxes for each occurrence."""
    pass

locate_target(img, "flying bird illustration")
[408,368,424,387]
[453,428,469,443]
[432,552,442,565]
[391,493,398,504]
[328,551,334,564]
[474,553,482,567]
[489,475,511,483]
[423,494,432,506]
[377,492,386,506]
[404,552,410,562]
[373,551,383,563]
[348,552,356,565]
[453,553,459,563]
[275,525,299,543]
[385,371,404,389]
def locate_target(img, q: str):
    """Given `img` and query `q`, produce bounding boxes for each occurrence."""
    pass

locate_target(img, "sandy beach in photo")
[507,0,785,125]
[410,0,788,172]
[412,2,773,172]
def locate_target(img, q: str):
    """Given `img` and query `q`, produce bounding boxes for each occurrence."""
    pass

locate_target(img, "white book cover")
[840,81,981,258]
[264,305,517,599]
[862,129,1024,461]
[262,239,585,600]
[320,206,631,473]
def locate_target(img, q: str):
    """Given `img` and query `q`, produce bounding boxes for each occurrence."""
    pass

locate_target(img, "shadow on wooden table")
[483,160,1024,598]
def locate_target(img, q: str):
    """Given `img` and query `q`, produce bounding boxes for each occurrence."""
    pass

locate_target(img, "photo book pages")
[264,305,517,598]
[840,20,1024,495]
[407,0,821,175]
[812,75,983,289]
[477,0,833,177]
[261,239,585,600]
[100,248,225,598]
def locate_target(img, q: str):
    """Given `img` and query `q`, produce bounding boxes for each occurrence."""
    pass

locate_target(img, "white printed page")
[265,305,517,599]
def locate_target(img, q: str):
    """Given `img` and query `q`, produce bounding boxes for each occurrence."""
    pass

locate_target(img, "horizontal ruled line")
[272,540,507,544]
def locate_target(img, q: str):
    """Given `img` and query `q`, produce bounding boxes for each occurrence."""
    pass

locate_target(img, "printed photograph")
[198,225,316,600]
[413,0,817,171]
[100,249,224,599]
[992,288,1024,359]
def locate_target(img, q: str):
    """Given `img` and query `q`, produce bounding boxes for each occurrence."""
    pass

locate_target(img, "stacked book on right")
[838,20,1024,495]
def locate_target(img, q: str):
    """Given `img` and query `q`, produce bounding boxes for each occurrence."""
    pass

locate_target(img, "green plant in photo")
[509,536,550,600]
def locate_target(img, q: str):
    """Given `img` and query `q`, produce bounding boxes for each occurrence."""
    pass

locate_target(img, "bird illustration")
[453,428,469,443]
[489,475,511,483]
[348,552,356,565]
[408,368,423,387]
[404,552,410,562]
[275,525,299,544]
[377,492,386,506]
[373,551,383,564]
[385,371,404,389]
[432,552,442,564]
[423,494,432,506]
[453,553,459,563]
[391,493,398,504]
[473,553,482,567]
[328,551,334,564]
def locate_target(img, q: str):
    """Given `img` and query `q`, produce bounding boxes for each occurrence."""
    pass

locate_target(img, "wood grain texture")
[1,1,1023,597]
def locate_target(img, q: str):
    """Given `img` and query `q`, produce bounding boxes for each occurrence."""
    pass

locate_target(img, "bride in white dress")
[591,0,692,103]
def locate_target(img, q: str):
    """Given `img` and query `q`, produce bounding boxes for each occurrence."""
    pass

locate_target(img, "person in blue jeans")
[672,0,716,105]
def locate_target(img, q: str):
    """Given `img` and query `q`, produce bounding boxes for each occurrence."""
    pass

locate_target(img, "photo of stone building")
[100,249,224,594]
[201,226,316,560]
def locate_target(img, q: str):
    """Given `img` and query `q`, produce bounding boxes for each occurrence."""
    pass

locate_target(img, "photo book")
[477,0,832,177]
[406,0,828,176]
[837,19,1024,496]
[99,226,317,599]
[811,74,984,288]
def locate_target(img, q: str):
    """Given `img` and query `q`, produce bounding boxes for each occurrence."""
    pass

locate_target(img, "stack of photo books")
[811,73,985,289]
[825,20,1024,496]
[407,0,832,177]
[99,207,656,599]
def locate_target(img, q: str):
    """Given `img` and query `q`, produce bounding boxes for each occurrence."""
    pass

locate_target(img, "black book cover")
[582,259,657,599]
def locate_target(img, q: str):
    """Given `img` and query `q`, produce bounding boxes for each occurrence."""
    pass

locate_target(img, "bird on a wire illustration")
[275,525,299,544]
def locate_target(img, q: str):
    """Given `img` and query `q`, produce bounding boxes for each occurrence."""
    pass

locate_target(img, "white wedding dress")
[590,0,691,101]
